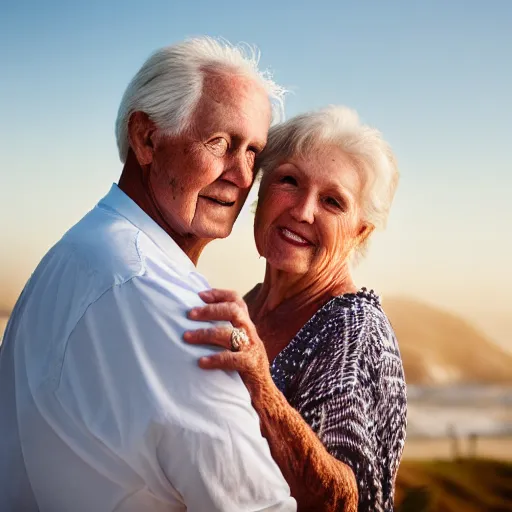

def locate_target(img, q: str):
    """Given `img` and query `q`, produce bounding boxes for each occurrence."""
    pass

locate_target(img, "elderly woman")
[184,106,407,511]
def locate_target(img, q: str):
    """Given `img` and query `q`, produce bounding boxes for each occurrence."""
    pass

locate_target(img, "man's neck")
[118,153,210,265]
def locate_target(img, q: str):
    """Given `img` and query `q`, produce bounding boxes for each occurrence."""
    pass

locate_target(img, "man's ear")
[127,111,157,166]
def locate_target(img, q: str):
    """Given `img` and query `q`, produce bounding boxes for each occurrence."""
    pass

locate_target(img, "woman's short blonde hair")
[257,106,399,260]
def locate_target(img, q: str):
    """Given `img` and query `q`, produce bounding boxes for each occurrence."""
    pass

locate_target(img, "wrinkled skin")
[184,143,374,399]
[119,72,272,263]
[185,143,373,362]
[184,286,359,511]
[184,145,374,511]
[256,146,369,272]
[185,288,272,394]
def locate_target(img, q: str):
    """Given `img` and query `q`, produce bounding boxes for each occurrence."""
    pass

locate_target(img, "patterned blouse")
[270,288,407,512]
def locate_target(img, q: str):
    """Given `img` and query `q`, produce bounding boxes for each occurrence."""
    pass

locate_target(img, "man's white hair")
[258,106,399,260]
[115,37,286,163]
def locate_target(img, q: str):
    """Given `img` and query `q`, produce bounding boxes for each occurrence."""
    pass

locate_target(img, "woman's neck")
[247,262,357,362]
[251,262,357,319]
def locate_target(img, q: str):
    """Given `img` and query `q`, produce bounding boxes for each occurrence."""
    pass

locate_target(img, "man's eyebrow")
[251,141,266,152]
[229,133,266,152]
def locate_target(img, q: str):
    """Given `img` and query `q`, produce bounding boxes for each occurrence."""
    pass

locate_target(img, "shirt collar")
[98,183,196,274]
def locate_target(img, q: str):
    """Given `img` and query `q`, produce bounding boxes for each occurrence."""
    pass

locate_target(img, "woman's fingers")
[183,326,232,348]
[199,289,240,304]
[188,302,246,327]
[198,351,240,372]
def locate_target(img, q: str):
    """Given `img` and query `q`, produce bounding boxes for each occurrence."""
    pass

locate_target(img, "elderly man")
[0,38,295,511]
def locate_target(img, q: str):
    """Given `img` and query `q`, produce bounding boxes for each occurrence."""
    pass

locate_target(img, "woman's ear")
[356,223,375,246]
[127,111,157,166]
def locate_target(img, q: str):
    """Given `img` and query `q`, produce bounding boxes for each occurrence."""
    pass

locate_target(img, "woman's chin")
[266,255,310,275]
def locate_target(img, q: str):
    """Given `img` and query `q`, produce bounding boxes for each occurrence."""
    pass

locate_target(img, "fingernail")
[183,332,191,340]
[189,309,198,318]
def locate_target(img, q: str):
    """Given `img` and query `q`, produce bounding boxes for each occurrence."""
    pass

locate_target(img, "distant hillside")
[2,299,511,385]
[383,298,512,385]
[396,459,512,512]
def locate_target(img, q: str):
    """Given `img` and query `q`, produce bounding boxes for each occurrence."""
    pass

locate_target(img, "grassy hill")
[396,459,512,512]
[383,298,512,385]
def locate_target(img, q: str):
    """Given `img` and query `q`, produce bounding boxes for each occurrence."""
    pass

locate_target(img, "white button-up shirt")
[0,184,296,512]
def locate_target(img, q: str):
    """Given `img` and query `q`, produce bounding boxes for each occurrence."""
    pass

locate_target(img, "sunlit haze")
[1,1,511,352]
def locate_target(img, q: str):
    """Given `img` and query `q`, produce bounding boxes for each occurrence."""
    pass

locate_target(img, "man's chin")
[207,227,233,240]
[194,223,234,241]
[194,199,248,239]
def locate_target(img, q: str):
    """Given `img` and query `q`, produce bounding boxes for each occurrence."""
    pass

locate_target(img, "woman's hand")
[184,288,273,395]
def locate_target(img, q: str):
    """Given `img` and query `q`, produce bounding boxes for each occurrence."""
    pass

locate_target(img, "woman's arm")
[249,373,358,511]
[184,289,358,512]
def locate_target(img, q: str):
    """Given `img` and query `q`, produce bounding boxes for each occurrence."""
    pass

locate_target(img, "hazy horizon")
[1,1,511,353]
[2,193,510,355]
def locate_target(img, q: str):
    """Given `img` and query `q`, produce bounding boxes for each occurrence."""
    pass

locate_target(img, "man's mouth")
[200,196,236,207]
[279,227,314,246]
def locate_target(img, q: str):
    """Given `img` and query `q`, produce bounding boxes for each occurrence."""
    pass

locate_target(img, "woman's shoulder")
[305,289,403,385]
[319,288,397,352]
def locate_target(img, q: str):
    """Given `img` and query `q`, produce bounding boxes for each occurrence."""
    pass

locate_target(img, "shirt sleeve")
[315,386,383,510]
[54,274,296,511]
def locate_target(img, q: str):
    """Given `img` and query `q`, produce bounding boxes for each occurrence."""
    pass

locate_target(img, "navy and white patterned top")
[270,288,407,512]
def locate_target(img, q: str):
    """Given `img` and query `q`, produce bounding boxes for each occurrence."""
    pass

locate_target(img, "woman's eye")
[206,138,228,156]
[280,175,297,186]
[325,197,343,210]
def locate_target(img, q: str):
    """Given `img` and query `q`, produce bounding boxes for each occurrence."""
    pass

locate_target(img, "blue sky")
[1,0,511,349]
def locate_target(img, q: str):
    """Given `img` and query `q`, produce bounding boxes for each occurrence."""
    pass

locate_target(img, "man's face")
[146,73,271,240]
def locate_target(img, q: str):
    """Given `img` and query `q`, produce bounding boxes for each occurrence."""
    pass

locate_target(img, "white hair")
[258,106,399,260]
[115,37,286,163]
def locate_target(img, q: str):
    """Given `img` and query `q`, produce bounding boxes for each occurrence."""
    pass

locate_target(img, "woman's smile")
[183,105,402,512]
[277,226,315,247]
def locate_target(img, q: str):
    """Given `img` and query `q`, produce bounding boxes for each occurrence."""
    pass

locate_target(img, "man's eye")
[280,176,297,186]
[206,138,228,156]
[246,150,256,167]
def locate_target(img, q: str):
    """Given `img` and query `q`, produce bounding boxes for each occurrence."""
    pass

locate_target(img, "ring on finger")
[230,327,250,352]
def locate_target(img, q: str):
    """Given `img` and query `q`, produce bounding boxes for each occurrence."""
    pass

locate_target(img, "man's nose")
[222,152,254,189]
[290,192,316,224]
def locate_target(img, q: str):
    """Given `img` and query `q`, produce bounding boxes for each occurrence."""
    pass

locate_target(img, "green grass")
[395,459,512,512]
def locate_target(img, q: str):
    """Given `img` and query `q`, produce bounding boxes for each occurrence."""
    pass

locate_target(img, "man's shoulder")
[58,205,145,286]
[57,204,202,294]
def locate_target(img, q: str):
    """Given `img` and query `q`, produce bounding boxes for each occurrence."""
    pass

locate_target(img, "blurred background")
[1,1,511,510]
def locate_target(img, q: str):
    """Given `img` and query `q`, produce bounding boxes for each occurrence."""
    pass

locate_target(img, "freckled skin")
[236,146,373,510]
[182,143,372,510]
[250,146,373,348]
[256,146,364,275]
[119,72,272,264]
[184,145,371,510]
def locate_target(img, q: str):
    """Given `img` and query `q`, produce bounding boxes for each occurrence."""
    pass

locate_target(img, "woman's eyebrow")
[326,181,355,204]
[278,161,302,172]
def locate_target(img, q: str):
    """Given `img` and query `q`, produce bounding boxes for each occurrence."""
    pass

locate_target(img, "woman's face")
[255,145,368,276]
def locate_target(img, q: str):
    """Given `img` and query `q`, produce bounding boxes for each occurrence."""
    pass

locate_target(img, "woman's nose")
[290,193,316,224]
